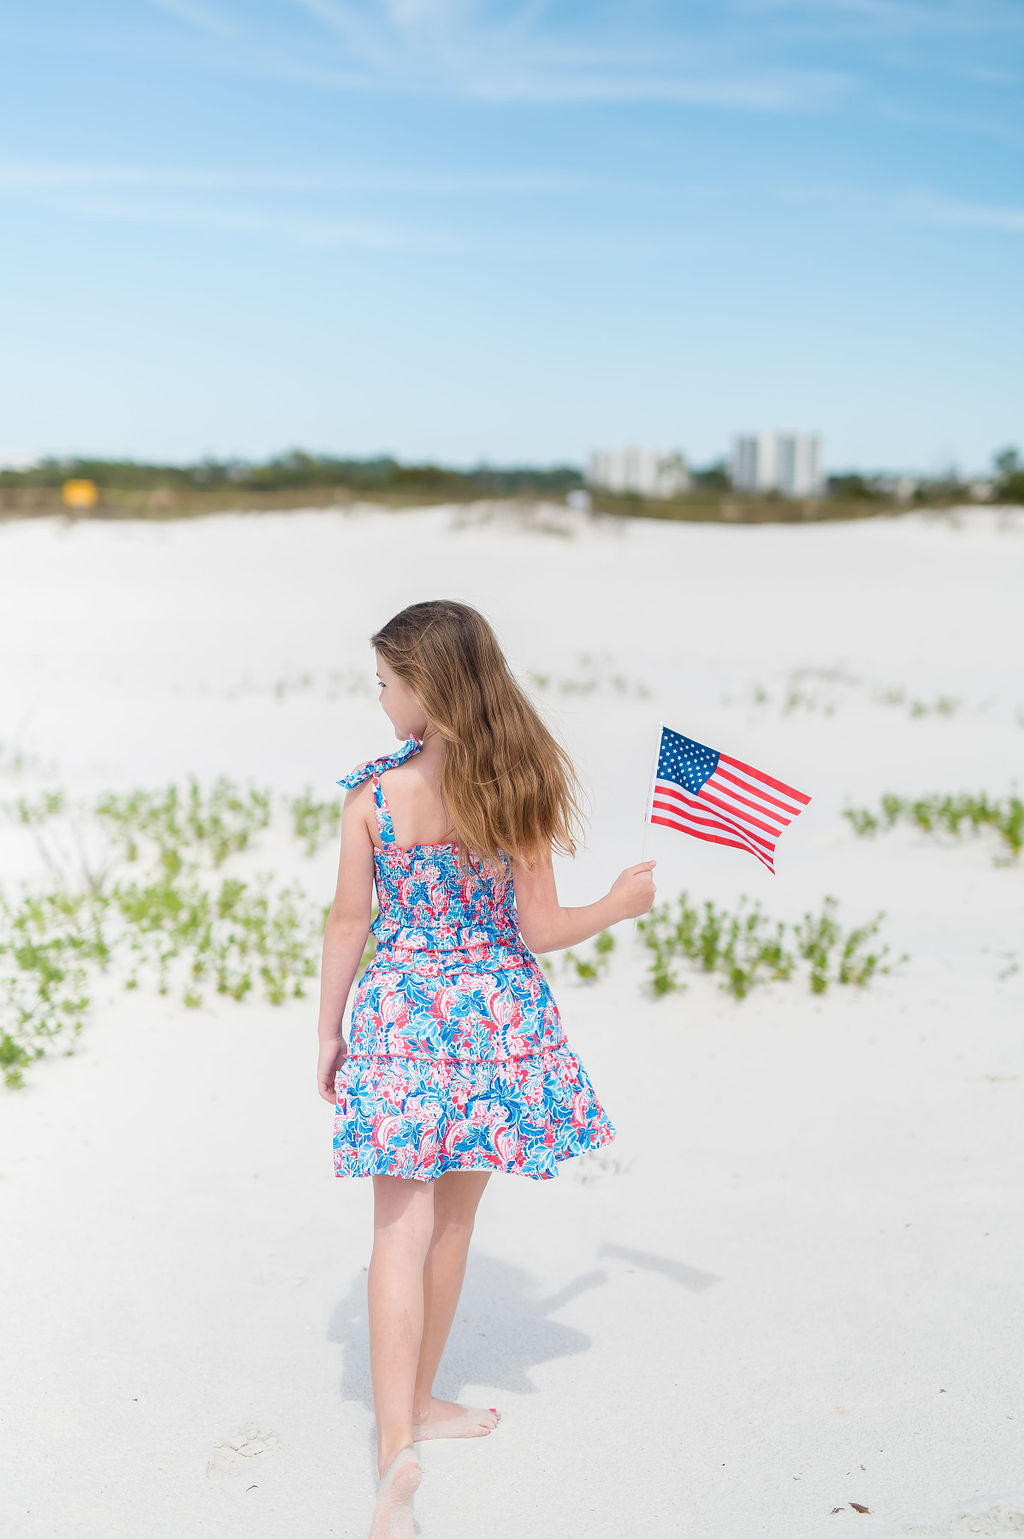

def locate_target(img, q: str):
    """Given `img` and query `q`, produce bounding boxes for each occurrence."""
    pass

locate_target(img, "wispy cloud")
[781,179,1024,234]
[908,192,1024,232]
[877,101,1024,147]
[288,0,396,67]
[12,160,1022,245]
[459,68,847,108]
[736,0,1024,32]
[0,158,610,195]
[149,0,236,36]
[0,0,855,114]
[280,0,850,108]
[29,186,704,264]
[266,52,850,109]
[59,195,463,251]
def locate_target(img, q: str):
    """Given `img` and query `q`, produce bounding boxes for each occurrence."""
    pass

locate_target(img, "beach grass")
[0,769,910,1087]
[636,892,907,1000]
[737,669,971,721]
[524,652,651,701]
[843,792,1023,862]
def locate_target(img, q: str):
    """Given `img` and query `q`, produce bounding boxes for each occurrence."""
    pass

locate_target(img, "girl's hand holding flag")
[610,859,658,919]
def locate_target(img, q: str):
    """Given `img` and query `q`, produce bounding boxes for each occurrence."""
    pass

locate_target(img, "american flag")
[646,723,811,873]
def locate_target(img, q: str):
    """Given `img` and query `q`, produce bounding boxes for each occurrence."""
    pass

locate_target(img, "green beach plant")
[289,789,343,858]
[0,857,332,1086]
[738,671,971,721]
[1,768,911,1090]
[0,887,99,1087]
[562,929,615,983]
[94,776,273,867]
[636,891,905,1001]
[0,773,339,1085]
[843,793,1022,863]
[0,740,52,778]
[525,651,651,700]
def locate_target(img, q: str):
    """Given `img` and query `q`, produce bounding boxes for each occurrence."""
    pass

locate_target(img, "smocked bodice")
[369,843,524,957]
[337,737,532,968]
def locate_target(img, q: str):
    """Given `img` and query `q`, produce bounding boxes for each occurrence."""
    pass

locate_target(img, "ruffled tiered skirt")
[333,942,616,1182]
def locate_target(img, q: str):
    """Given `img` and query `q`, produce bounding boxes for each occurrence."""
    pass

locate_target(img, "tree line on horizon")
[0,451,581,499]
[2,446,1022,503]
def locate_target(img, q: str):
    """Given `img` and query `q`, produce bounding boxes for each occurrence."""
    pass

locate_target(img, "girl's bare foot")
[368,1445,421,1539]
[412,1396,500,1441]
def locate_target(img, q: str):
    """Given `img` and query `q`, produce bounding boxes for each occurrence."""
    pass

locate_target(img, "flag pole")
[633,720,663,937]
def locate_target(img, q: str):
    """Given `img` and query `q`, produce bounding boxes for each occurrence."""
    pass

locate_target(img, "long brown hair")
[370,600,588,872]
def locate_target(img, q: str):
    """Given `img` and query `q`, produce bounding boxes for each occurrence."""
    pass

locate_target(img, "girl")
[316,600,656,1539]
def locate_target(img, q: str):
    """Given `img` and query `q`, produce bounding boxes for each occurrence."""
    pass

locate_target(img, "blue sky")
[0,0,1021,474]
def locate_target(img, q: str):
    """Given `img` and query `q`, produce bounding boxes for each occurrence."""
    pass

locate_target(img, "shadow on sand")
[327,1237,719,1414]
[327,1250,607,1412]
[328,1237,719,1494]
[598,1240,719,1293]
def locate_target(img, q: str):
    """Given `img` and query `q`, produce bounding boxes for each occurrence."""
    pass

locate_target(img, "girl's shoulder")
[336,734,422,789]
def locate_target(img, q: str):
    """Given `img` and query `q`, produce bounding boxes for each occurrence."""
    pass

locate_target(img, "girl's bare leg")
[412,1170,500,1439]
[368,1174,435,1478]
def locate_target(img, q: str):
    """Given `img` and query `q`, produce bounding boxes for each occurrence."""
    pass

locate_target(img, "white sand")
[1,501,1022,1539]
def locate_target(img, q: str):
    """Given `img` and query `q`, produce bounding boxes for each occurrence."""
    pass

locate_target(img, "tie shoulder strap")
[335,734,423,789]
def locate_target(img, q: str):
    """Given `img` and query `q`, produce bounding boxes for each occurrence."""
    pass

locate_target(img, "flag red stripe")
[655,806,776,867]
[651,810,775,870]
[650,814,750,856]
[654,783,775,852]
[714,764,804,817]
[717,751,811,805]
[699,779,790,838]
[651,808,774,862]
[652,793,776,862]
[656,809,775,866]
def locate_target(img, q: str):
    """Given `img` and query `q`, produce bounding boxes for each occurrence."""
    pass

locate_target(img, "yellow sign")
[62,479,99,509]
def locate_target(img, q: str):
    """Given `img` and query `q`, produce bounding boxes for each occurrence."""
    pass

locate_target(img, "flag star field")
[656,729,720,795]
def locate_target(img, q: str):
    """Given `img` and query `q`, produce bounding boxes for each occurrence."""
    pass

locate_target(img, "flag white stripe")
[657,780,779,852]
[649,800,769,861]
[714,761,805,818]
[703,772,792,832]
[652,804,774,865]
[652,800,775,870]
[719,751,811,806]
[653,785,777,862]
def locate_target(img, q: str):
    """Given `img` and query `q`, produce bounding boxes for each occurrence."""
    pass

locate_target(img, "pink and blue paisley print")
[332,737,616,1181]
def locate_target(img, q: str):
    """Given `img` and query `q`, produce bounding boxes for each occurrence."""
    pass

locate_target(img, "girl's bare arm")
[317,784,375,1048]
[512,842,655,954]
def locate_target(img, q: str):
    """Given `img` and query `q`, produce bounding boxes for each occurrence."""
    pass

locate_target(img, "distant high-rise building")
[731,431,823,496]
[587,447,691,499]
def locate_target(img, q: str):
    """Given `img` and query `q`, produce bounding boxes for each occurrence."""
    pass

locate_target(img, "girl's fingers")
[318,1068,342,1102]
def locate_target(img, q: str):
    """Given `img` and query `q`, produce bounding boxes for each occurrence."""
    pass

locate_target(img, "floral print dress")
[332,735,617,1181]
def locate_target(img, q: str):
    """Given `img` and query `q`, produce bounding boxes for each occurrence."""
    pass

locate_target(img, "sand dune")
[1,501,1022,1538]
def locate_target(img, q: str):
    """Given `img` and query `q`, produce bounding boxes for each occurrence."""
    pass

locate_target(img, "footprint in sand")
[205,1422,280,1479]
[897,1497,1024,1536]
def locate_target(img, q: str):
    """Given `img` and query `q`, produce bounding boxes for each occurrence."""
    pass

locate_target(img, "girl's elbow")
[519,924,544,954]
[518,913,558,955]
